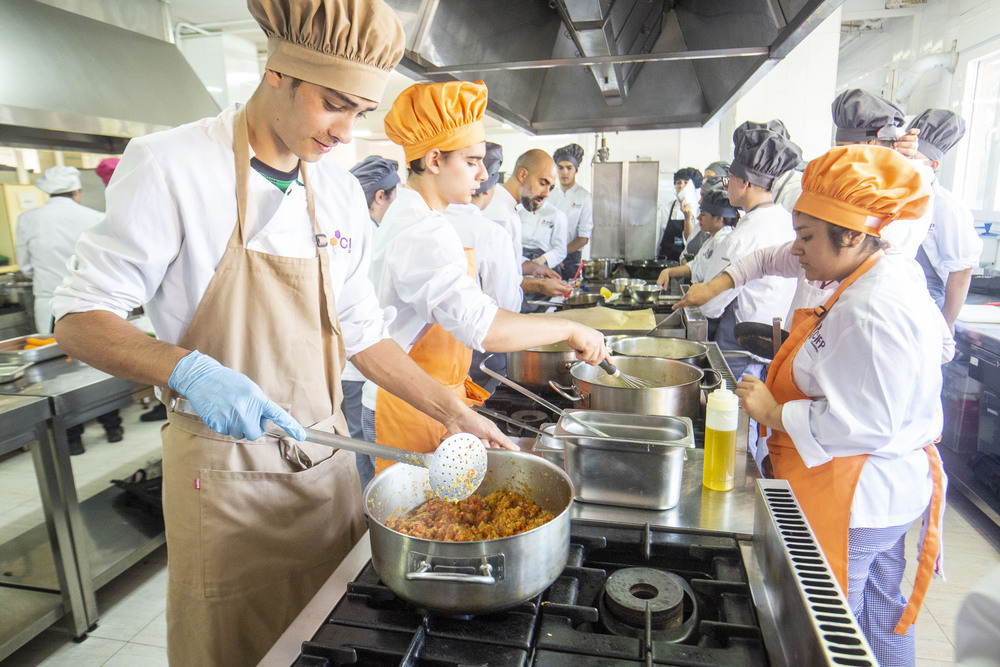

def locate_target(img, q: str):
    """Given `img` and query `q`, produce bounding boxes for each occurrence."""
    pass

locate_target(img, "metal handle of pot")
[478,355,610,437]
[548,380,584,402]
[405,560,496,585]
[700,369,723,392]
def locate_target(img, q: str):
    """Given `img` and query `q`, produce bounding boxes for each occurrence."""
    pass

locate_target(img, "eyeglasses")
[722,176,730,186]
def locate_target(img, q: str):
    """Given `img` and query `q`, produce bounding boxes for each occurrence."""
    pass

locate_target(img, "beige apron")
[160,107,365,667]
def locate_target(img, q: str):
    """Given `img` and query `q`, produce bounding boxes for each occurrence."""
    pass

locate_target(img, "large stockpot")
[611,337,709,367]
[582,258,619,281]
[549,355,721,419]
[365,450,573,615]
[506,341,579,388]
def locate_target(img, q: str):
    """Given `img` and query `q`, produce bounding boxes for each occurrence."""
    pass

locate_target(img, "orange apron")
[374,247,489,473]
[765,249,944,635]
[159,107,365,666]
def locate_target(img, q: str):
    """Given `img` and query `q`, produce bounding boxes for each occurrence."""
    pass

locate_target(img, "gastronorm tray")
[0,334,65,364]
[0,363,30,384]
[538,410,693,510]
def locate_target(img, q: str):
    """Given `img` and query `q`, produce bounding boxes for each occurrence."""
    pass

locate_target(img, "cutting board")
[958,304,1000,324]
[531,306,657,331]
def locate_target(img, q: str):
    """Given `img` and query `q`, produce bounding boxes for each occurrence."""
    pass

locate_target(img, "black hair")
[367,184,397,208]
[825,221,889,254]
[722,215,739,227]
[407,150,456,176]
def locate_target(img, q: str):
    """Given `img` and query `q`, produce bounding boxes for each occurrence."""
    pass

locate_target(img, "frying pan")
[526,293,605,310]
[733,321,790,360]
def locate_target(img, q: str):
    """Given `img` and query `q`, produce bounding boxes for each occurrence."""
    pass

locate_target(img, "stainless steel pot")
[506,341,579,388]
[611,337,709,367]
[582,258,619,281]
[365,450,573,614]
[549,355,721,419]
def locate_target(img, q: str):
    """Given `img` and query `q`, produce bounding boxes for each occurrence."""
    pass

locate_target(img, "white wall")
[837,0,1000,187]
[726,7,842,161]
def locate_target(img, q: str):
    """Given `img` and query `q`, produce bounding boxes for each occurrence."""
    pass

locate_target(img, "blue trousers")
[847,523,916,667]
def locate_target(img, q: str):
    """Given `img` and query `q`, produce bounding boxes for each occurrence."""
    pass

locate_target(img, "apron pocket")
[198,448,363,598]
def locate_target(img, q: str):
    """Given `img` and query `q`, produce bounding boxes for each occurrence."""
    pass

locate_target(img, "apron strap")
[232,106,251,249]
[893,443,946,634]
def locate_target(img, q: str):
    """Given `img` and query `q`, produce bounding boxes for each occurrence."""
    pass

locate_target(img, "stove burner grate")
[598,567,699,643]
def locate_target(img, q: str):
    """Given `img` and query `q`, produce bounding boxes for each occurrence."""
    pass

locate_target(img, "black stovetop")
[293,521,767,666]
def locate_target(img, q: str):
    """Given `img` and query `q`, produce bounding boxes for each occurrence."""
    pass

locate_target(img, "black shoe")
[105,427,125,443]
[68,436,85,456]
[140,404,167,422]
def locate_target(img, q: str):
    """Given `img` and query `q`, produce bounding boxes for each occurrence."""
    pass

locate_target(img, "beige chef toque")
[248,0,406,102]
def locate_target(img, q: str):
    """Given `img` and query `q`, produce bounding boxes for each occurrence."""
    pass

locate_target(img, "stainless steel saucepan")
[365,450,572,614]
[549,355,722,419]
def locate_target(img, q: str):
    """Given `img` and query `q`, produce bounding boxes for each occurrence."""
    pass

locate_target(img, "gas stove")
[294,520,766,666]
[265,481,878,667]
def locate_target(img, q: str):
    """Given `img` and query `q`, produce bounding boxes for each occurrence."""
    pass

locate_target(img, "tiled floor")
[2,406,1000,665]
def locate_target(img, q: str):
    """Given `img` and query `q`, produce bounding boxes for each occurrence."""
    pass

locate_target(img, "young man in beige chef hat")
[52,1,512,664]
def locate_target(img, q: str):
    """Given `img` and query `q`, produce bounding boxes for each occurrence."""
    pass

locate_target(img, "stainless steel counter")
[261,444,761,666]
[0,356,158,641]
[518,436,759,538]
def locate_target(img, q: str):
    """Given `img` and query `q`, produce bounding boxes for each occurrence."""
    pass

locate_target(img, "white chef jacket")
[481,186,524,264]
[920,178,983,304]
[688,226,733,284]
[17,197,104,333]
[52,104,389,360]
[519,200,568,268]
[699,204,796,324]
[778,251,954,527]
[549,183,594,260]
[341,219,380,384]
[725,240,837,322]
[445,203,523,311]
[362,188,499,409]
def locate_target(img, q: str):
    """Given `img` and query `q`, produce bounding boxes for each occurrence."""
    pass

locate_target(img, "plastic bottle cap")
[707,387,738,412]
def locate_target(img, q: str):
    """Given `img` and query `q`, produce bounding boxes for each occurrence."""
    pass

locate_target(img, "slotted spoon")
[170,397,487,501]
[267,426,488,502]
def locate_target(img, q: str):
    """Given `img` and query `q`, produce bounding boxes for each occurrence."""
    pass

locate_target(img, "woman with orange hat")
[361,80,606,471]
[735,145,950,666]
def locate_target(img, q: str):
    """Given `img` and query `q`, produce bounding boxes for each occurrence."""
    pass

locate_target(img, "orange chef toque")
[248,0,405,103]
[793,145,930,237]
[383,80,488,164]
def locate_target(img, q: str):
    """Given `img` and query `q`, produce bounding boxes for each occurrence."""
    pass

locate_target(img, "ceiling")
[164,0,843,137]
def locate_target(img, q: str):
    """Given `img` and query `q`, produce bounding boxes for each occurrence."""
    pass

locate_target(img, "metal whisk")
[598,358,657,389]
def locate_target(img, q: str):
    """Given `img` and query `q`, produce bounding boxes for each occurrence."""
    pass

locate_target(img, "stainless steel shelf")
[0,357,157,643]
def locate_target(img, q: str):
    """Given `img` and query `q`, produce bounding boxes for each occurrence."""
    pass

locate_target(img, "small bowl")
[631,283,663,303]
[611,278,645,293]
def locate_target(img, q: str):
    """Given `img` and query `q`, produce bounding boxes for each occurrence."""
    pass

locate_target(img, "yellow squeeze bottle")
[703,388,739,491]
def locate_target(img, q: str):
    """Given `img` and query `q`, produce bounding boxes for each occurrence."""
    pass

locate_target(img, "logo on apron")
[332,229,352,252]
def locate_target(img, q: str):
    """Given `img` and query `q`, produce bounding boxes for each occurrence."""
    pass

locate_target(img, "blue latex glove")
[168,350,307,441]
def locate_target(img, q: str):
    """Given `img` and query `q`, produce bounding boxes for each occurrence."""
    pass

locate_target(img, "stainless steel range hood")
[387,0,843,135]
[0,0,220,153]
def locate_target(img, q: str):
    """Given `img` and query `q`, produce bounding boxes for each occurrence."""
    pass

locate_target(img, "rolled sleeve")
[387,226,499,352]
